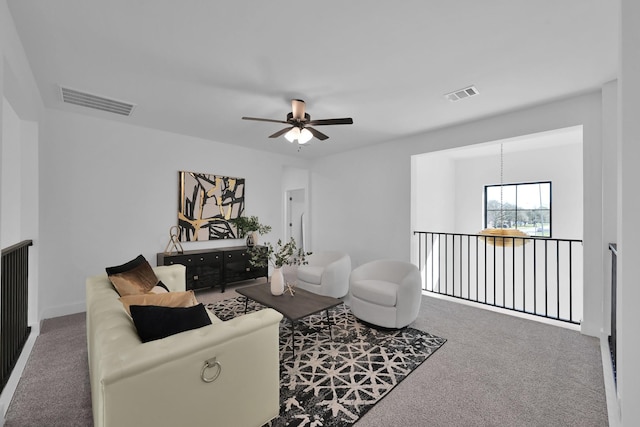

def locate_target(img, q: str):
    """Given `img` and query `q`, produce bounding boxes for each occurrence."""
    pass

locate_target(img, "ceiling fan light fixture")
[285,127,301,143]
[298,128,313,144]
[284,127,313,144]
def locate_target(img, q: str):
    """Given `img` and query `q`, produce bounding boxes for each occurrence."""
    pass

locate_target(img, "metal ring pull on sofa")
[201,357,222,383]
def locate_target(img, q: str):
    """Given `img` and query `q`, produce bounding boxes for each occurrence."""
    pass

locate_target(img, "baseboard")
[39,301,85,321]
[423,291,581,331]
[0,326,39,421]
[600,333,621,427]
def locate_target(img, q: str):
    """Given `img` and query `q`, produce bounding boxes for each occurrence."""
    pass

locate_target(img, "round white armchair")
[296,251,352,298]
[348,259,422,329]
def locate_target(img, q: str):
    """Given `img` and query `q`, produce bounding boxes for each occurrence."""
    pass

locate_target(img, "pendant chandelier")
[479,143,529,247]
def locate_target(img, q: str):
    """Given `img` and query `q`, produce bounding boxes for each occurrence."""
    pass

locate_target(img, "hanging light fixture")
[284,127,313,144]
[479,143,530,247]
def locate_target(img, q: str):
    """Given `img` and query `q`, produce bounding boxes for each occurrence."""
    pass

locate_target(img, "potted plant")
[248,237,311,295]
[229,215,272,246]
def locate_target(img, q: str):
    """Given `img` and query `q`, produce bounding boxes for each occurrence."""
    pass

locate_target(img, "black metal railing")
[414,231,582,324]
[1,240,33,393]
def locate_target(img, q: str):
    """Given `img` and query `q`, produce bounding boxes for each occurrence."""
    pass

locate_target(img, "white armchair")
[348,259,422,329]
[296,251,352,298]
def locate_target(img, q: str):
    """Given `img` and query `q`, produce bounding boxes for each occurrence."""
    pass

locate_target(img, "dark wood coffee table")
[236,283,343,358]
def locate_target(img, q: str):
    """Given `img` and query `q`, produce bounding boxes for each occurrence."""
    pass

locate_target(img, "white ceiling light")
[285,127,313,144]
[285,127,300,143]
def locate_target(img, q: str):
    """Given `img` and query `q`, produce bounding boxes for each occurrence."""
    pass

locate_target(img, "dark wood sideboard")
[157,246,267,292]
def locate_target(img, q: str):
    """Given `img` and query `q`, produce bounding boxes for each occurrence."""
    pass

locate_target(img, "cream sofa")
[86,264,283,427]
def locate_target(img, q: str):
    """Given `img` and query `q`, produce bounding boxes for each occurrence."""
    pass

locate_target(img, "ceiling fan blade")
[269,127,294,138]
[242,116,289,124]
[306,118,353,126]
[305,126,329,141]
[291,99,306,120]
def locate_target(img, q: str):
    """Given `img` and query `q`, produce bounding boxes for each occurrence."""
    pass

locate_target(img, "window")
[484,181,551,237]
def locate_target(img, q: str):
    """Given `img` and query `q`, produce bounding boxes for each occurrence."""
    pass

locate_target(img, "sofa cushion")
[119,290,198,316]
[106,255,159,296]
[130,303,212,343]
[350,279,397,307]
[297,265,324,285]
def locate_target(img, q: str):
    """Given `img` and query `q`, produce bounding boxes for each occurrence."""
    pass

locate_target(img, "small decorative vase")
[270,267,285,296]
[246,232,256,247]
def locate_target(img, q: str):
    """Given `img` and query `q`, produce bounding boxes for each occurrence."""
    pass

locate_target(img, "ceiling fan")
[242,99,353,144]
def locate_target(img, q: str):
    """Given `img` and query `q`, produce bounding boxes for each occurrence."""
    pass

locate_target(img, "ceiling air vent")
[445,85,479,102]
[60,86,136,116]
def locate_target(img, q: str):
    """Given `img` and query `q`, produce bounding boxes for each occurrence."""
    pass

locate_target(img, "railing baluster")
[475,235,479,302]
[544,240,549,317]
[444,234,448,295]
[430,233,434,292]
[467,235,471,300]
[557,240,560,320]
[534,241,537,315]
[512,238,516,310]
[523,239,526,313]
[569,243,573,323]
[452,234,455,297]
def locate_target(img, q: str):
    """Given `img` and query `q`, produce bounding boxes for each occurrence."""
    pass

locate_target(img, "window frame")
[483,180,552,238]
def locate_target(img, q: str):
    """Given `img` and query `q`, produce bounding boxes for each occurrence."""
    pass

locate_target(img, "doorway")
[286,188,306,252]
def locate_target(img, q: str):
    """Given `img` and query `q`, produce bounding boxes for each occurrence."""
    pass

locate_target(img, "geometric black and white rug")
[208,297,446,427]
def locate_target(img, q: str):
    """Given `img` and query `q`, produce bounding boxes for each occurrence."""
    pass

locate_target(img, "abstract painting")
[178,171,245,241]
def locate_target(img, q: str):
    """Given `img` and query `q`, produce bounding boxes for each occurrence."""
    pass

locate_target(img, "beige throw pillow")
[119,291,199,316]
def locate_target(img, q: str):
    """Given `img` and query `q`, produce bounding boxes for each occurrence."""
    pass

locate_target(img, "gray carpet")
[3,283,608,426]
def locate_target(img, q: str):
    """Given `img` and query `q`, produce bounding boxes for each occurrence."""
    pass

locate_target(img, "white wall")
[38,108,309,319]
[1,97,21,246]
[601,80,617,340]
[412,153,455,233]
[310,91,602,336]
[311,142,412,267]
[1,0,42,327]
[618,1,640,423]
[1,97,39,327]
[453,139,583,239]
[0,1,43,417]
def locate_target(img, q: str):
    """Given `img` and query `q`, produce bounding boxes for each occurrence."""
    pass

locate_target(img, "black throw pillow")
[130,303,212,343]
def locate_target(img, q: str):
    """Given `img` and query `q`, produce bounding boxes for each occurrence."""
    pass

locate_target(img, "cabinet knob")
[200,257,204,261]
[188,258,192,262]
[193,275,199,280]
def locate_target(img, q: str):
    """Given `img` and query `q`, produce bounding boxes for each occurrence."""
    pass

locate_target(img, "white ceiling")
[7,1,618,159]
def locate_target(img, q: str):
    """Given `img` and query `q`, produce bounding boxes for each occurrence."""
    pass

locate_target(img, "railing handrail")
[2,240,34,256]
[413,230,582,244]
